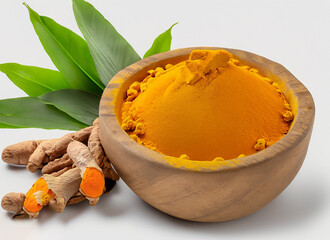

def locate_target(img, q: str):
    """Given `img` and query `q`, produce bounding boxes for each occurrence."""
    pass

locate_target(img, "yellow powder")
[121,50,292,161]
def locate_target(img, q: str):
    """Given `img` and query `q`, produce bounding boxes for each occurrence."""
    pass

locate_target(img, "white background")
[0,0,329,239]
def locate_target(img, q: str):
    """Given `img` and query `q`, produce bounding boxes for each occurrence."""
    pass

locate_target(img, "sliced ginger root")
[23,178,54,218]
[80,167,105,199]
[67,141,105,206]
[44,168,81,213]
[22,167,82,218]
[1,118,119,219]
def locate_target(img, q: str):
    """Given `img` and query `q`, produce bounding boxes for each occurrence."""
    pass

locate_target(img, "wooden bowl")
[99,47,315,222]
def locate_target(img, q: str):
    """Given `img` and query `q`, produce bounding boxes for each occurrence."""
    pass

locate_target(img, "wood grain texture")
[99,47,315,222]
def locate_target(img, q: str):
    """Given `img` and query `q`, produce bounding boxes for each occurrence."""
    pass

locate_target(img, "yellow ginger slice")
[67,141,105,206]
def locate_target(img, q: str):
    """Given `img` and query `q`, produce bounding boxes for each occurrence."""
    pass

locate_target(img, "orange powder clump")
[24,177,53,213]
[80,167,105,198]
[121,50,293,161]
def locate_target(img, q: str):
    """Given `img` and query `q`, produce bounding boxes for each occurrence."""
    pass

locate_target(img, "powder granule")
[121,50,293,161]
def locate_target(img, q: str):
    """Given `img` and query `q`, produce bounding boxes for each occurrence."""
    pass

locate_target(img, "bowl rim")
[99,47,315,172]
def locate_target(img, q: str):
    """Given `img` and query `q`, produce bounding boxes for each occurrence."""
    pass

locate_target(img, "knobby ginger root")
[88,118,119,181]
[2,140,44,165]
[88,118,104,165]
[22,168,81,218]
[67,192,86,205]
[1,118,119,219]
[102,156,120,181]
[27,139,58,172]
[1,192,25,213]
[67,141,105,206]
[45,133,74,160]
[51,166,72,177]
[44,168,82,214]
[46,126,93,161]
[2,168,84,219]
[41,153,73,175]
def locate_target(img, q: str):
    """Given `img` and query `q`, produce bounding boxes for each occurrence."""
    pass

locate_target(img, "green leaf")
[144,23,178,58]
[41,16,104,89]
[0,63,69,97]
[24,3,103,95]
[73,0,141,86]
[0,122,21,129]
[39,89,99,126]
[0,97,87,130]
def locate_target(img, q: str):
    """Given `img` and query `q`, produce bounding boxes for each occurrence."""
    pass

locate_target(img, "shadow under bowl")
[99,47,315,222]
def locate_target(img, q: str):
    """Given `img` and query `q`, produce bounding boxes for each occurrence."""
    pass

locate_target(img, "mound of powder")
[121,50,293,161]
